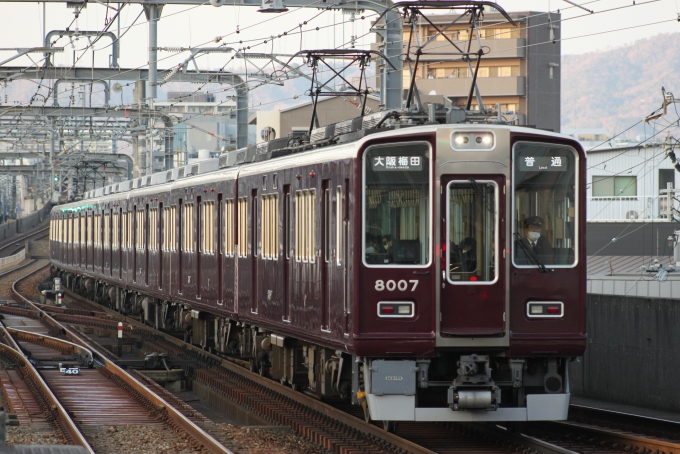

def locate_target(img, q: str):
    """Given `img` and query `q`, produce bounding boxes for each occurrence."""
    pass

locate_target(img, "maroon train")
[50,118,586,424]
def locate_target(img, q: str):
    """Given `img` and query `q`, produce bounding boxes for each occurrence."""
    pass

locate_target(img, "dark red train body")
[51,123,586,423]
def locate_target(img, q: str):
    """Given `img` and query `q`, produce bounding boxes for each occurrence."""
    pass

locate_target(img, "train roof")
[59,114,581,215]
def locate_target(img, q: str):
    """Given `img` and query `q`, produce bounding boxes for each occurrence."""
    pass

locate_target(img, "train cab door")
[439,175,506,337]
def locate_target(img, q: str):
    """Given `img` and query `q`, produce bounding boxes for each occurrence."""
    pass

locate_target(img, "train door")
[159,202,163,290]
[196,196,202,298]
[321,179,331,331]
[178,198,183,294]
[440,175,505,336]
[145,204,150,285]
[217,194,223,305]
[283,185,291,321]
[251,189,258,314]
[133,205,137,283]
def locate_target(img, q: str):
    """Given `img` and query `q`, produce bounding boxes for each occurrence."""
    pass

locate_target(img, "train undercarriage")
[56,269,571,423]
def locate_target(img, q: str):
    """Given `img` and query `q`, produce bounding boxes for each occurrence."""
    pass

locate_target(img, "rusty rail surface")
[60,289,442,454]
[9,278,233,454]
[0,324,94,453]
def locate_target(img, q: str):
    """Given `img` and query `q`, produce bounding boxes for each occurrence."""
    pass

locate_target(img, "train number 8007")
[375,280,419,291]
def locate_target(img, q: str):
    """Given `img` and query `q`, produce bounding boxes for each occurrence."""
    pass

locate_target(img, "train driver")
[514,216,554,265]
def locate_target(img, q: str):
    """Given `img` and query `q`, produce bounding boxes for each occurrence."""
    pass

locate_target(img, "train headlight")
[451,131,495,151]
[378,301,414,318]
[526,302,564,318]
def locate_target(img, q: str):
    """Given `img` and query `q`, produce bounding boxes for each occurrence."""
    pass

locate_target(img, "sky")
[0,0,678,105]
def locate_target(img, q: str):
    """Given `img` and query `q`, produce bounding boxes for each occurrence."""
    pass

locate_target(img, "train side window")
[171,206,177,251]
[80,215,86,247]
[104,213,110,249]
[112,212,119,250]
[363,142,431,267]
[95,213,101,247]
[182,204,195,253]
[295,189,316,263]
[224,200,235,257]
[238,198,248,257]
[136,209,145,251]
[149,208,158,252]
[201,201,215,254]
[261,194,279,260]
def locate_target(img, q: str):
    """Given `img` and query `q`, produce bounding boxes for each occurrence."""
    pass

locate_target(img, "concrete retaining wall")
[0,204,51,245]
[569,293,680,412]
[0,248,25,271]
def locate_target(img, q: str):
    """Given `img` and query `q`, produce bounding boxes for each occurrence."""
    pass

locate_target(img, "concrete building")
[384,10,561,132]
[152,92,255,172]
[251,96,382,144]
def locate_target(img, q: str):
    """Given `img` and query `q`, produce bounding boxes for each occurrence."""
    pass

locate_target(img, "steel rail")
[0,320,94,453]
[10,279,233,454]
[553,420,680,453]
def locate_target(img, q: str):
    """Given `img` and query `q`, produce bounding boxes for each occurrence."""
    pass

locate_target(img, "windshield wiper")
[469,178,494,216]
[513,232,547,273]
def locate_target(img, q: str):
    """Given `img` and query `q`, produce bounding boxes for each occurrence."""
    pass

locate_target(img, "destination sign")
[372,156,423,172]
[518,156,566,172]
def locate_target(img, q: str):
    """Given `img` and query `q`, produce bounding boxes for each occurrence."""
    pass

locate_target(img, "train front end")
[356,125,586,422]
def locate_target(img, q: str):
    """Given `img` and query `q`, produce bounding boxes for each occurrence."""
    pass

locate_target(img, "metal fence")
[587,196,667,221]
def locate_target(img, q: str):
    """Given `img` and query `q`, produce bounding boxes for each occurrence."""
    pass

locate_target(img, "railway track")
[11,259,678,454]
[511,405,680,454]
[0,261,232,452]
[45,287,575,454]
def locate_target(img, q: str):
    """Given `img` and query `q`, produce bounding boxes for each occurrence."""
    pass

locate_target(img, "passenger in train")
[382,234,393,261]
[449,237,477,273]
[514,216,554,265]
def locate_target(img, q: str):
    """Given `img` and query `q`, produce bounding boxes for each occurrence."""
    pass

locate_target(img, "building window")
[592,176,637,197]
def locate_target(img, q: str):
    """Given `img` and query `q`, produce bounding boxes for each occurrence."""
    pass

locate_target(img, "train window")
[113,212,119,250]
[149,208,158,252]
[512,142,578,268]
[295,189,316,263]
[261,195,279,260]
[446,181,498,284]
[238,198,248,257]
[104,213,110,249]
[182,204,195,253]
[201,202,215,254]
[87,215,93,248]
[162,208,169,251]
[136,210,145,250]
[95,214,101,247]
[224,200,235,257]
[363,142,431,267]
[80,215,86,246]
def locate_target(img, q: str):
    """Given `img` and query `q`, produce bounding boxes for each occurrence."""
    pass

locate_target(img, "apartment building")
[391,10,561,132]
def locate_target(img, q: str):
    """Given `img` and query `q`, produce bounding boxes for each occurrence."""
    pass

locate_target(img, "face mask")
[527,231,540,242]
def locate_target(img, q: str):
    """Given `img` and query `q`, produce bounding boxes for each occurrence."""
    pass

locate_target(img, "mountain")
[561,32,680,139]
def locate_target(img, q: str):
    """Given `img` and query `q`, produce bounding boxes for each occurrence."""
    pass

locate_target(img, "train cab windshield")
[512,142,578,267]
[363,142,431,267]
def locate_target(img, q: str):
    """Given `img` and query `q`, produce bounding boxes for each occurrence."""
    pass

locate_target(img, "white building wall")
[585,143,677,221]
